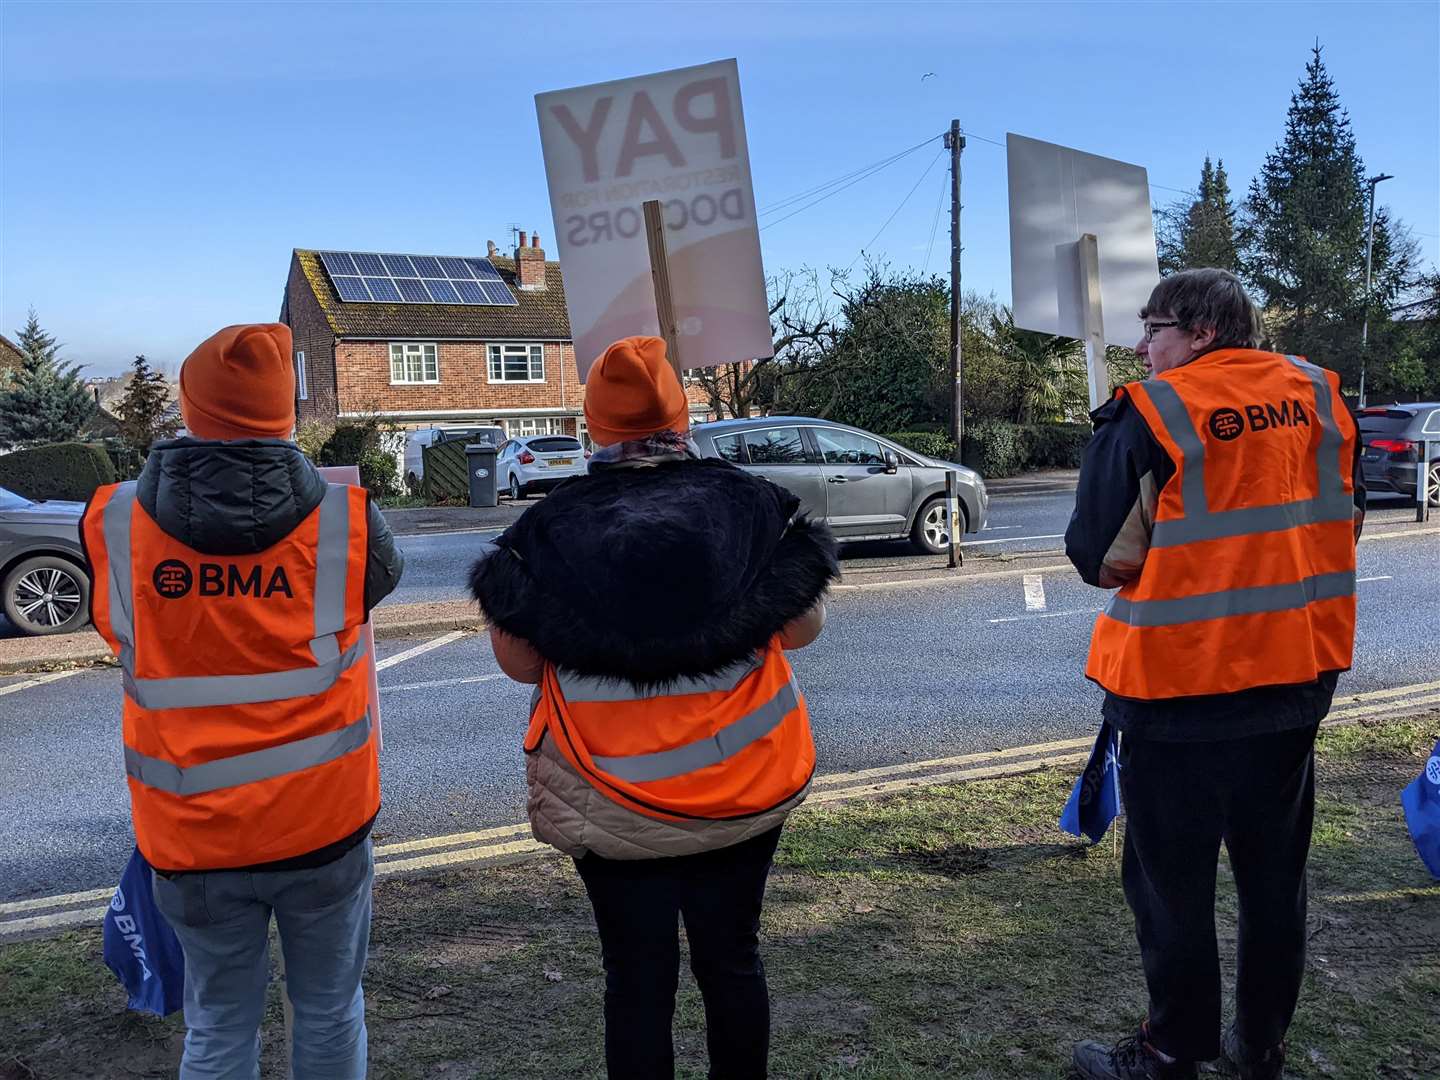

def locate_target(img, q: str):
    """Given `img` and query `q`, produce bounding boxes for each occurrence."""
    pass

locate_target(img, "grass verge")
[3,715,1437,1079]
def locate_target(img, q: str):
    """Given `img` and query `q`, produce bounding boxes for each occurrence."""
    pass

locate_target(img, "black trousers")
[1119,725,1318,1062]
[574,826,782,1079]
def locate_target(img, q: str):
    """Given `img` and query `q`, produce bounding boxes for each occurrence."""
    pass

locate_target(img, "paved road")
[1,498,1434,903]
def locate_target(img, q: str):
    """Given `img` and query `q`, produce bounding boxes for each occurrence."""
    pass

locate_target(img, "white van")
[403,426,505,491]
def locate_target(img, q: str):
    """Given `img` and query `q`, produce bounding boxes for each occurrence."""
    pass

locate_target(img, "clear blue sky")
[3,0,1436,376]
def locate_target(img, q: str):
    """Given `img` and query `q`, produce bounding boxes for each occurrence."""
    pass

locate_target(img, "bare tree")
[688,269,835,419]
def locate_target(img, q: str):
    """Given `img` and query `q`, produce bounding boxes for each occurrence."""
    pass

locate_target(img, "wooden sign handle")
[643,199,683,377]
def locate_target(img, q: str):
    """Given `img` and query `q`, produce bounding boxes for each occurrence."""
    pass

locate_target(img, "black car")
[1356,403,1440,507]
[0,485,90,636]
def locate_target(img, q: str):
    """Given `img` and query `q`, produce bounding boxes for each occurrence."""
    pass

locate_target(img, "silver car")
[690,417,988,553]
[0,485,90,636]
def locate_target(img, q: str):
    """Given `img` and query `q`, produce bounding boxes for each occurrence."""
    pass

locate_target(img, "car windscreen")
[0,486,32,511]
[1356,411,1415,436]
[528,437,582,453]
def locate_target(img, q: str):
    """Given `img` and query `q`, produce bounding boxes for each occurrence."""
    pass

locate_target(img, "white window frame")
[295,350,308,400]
[487,343,545,384]
[504,416,568,438]
[389,342,439,385]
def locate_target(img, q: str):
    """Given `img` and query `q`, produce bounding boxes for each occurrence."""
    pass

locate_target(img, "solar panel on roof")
[424,279,460,303]
[320,252,358,276]
[352,253,386,276]
[454,280,486,304]
[396,279,429,303]
[318,251,517,305]
[365,277,403,303]
[438,257,473,279]
[332,276,371,302]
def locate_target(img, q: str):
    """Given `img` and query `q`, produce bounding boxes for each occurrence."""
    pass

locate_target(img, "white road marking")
[0,669,84,698]
[1356,575,1392,583]
[989,607,1102,624]
[1023,574,1046,611]
[397,528,503,540]
[381,673,504,693]
[374,630,468,672]
[961,532,1065,547]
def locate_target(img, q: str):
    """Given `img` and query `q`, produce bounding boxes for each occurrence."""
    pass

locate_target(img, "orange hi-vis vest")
[525,637,815,821]
[1086,350,1358,701]
[83,481,379,871]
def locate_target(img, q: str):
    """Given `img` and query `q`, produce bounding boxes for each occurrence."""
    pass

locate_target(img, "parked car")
[0,485,90,636]
[403,425,505,491]
[690,417,989,554]
[498,434,590,500]
[1356,403,1440,507]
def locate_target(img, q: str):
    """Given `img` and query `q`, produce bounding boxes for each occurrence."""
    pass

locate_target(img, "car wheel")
[509,474,527,501]
[1428,461,1440,509]
[3,556,90,636]
[910,496,966,555]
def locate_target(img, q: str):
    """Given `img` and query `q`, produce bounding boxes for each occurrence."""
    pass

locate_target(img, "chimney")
[487,240,497,258]
[516,229,546,290]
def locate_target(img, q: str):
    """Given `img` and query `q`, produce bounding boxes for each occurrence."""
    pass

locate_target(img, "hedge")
[885,431,957,461]
[0,441,116,502]
[886,422,1090,478]
[318,423,399,500]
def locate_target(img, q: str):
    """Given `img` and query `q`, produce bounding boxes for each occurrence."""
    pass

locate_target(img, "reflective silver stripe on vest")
[1148,356,1350,548]
[125,711,372,796]
[557,657,760,704]
[1145,380,1209,516]
[590,678,801,784]
[310,485,351,666]
[1105,569,1355,628]
[102,481,361,709]
[102,483,139,649]
[123,634,370,709]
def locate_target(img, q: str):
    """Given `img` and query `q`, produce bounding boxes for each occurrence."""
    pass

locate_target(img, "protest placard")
[537,59,772,380]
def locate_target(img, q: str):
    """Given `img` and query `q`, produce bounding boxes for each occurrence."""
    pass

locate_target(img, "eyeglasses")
[1143,320,1179,341]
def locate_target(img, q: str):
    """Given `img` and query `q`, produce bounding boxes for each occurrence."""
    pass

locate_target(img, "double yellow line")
[4,679,1437,942]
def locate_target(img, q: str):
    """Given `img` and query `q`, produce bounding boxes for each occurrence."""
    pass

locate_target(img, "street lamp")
[1358,172,1394,408]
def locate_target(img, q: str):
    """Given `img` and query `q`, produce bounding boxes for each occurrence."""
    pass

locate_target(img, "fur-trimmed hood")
[470,458,838,685]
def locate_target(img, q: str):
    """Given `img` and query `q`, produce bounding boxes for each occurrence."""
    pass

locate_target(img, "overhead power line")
[759,134,943,232]
[849,146,947,269]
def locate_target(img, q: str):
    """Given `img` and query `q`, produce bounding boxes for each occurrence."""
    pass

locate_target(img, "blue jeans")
[151,839,373,1080]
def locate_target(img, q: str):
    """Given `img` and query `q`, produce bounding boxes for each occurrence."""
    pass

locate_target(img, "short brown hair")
[1140,269,1265,351]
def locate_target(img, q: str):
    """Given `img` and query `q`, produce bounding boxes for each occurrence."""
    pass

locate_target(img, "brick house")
[279,233,714,456]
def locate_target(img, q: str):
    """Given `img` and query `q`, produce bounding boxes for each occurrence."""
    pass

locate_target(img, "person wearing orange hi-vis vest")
[82,323,403,1080]
[470,336,838,1079]
[1066,271,1363,1080]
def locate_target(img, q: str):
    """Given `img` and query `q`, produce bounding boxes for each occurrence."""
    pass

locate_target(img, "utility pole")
[946,119,966,461]
[1358,172,1394,408]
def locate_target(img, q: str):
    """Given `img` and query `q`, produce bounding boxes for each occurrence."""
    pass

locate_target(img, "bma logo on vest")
[152,559,293,599]
[1208,401,1312,441]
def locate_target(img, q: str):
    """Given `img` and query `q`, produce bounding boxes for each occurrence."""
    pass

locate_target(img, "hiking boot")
[1221,1023,1285,1080]
[1072,1025,1199,1080]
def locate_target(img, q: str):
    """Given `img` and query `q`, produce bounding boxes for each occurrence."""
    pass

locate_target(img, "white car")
[497,435,590,499]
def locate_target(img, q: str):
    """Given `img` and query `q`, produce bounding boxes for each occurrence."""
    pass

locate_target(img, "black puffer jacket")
[137,438,403,614]
[470,457,838,685]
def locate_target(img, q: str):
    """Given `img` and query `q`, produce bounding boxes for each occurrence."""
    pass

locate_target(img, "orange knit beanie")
[583,336,689,447]
[179,323,296,441]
